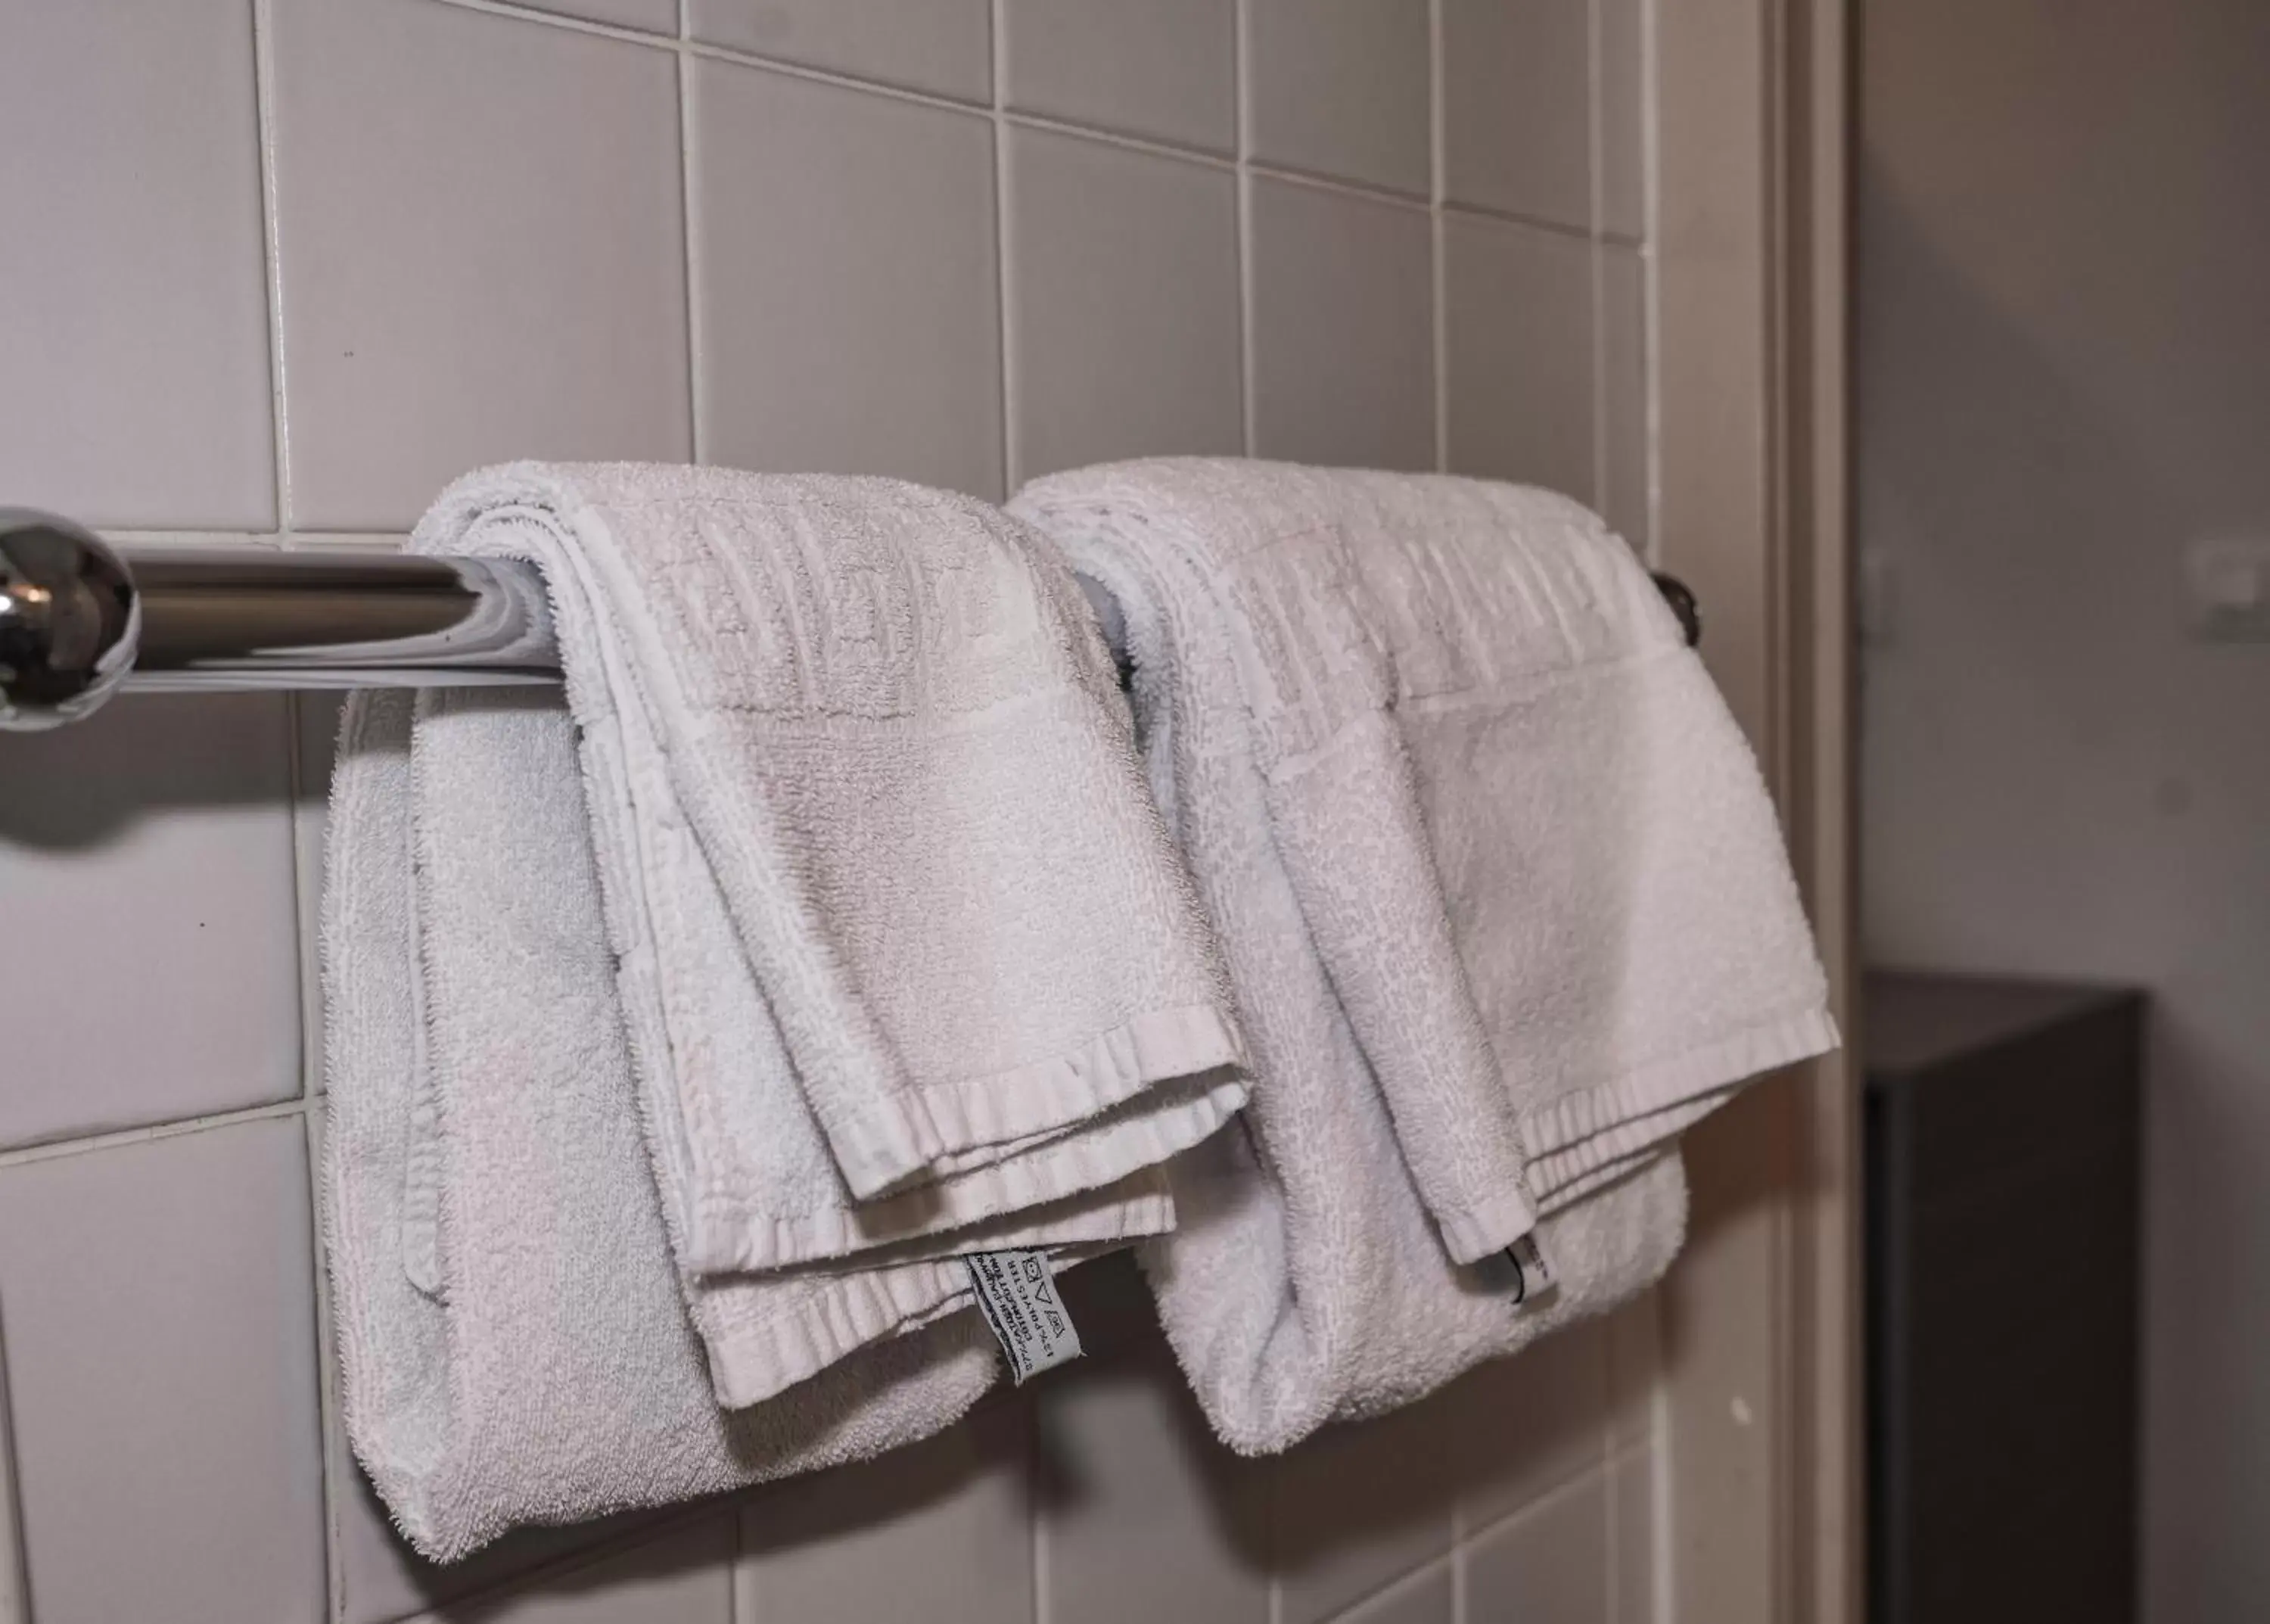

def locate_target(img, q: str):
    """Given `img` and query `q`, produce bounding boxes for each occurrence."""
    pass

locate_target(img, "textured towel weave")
[396,465,1246,1391]
[326,462,1255,1549]
[1012,458,1836,1450]
[412,465,1244,1268]
[325,691,1000,1562]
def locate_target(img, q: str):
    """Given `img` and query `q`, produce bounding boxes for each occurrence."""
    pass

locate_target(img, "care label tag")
[964,1250,1084,1384]
[1504,1234,1556,1308]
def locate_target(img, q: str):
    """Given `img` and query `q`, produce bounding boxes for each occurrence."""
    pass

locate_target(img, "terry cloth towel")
[397,465,1247,1398]
[325,690,1002,1563]
[1011,458,1836,1450]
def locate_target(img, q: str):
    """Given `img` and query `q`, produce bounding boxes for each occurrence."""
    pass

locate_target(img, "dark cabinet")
[1865,972,2144,1624]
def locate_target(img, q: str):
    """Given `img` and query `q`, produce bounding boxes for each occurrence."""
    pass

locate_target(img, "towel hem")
[701,1237,1133,1410]
[816,1002,1248,1202]
[1432,1184,1542,1265]
[687,1069,1247,1273]
[1518,1006,1839,1208]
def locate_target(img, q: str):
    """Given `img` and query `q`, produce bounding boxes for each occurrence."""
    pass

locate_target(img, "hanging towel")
[325,690,1001,1563]
[389,465,1248,1399]
[1011,458,1836,1450]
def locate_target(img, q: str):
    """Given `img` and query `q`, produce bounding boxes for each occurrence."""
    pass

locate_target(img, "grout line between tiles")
[1027,1389,1050,1624]
[1588,0,1612,522]
[430,0,677,50]
[1603,1434,1625,1624]
[1438,198,1603,247]
[682,37,988,118]
[1234,0,1258,459]
[1428,0,1449,476]
[1325,1551,1457,1624]
[1637,0,1664,564]
[1244,160,1432,216]
[0,1097,313,1174]
[0,1300,29,1624]
[1604,1489,1621,1624]
[1263,1451,1285,1624]
[990,0,1018,498]
[99,528,412,549]
[1645,1424,1671,1624]
[98,529,289,548]
[431,0,992,122]
[1591,238,1612,521]
[1461,1450,1614,1553]
[277,531,414,551]
[676,0,704,465]
[730,1476,754,1622]
[450,1502,729,1622]
[1003,110,1235,173]
[250,0,294,531]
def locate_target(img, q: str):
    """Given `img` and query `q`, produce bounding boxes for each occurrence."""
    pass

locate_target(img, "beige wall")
[0,2,1666,1620]
[1860,2,2270,1616]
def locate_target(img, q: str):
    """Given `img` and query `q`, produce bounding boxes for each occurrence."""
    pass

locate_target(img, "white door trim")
[1650,0,1856,1618]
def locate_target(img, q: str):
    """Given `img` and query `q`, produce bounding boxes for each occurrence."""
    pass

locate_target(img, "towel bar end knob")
[0,509,140,732]
[1650,572,1702,649]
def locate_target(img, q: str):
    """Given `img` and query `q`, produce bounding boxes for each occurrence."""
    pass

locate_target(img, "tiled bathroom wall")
[0,2,1660,1619]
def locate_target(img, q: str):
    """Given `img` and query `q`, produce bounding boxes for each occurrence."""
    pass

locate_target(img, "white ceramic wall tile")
[0,1120,325,1623]
[1607,1447,1658,1624]
[1442,213,1596,498]
[1600,245,1650,546]
[515,0,679,33]
[274,0,690,530]
[0,1310,26,1624]
[1243,0,1431,197]
[688,0,992,103]
[1462,1468,1610,1622]
[1273,1396,1458,1624]
[0,0,274,529]
[1332,1558,1452,1624]
[1035,1339,1269,1624]
[1600,0,1648,241]
[0,0,1660,1615]
[1004,127,1242,484]
[433,1517,736,1624]
[1439,0,1592,230]
[736,1400,1029,1623]
[1001,0,1236,153]
[690,59,1004,499]
[0,693,300,1147]
[1451,1321,1612,1533]
[1604,1289,1662,1454]
[1247,178,1435,471]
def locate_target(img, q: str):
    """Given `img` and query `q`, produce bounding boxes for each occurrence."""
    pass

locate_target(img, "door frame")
[1650,0,1856,1619]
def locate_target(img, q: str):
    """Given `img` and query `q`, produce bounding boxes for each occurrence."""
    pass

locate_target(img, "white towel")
[325,690,1000,1563]
[1012,458,1836,1450]
[394,464,1247,1402]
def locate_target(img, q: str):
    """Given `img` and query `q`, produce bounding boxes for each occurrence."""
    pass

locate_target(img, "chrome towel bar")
[0,506,1701,732]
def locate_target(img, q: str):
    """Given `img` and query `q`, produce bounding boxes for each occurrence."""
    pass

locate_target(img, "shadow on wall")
[1858,154,2181,932]
[348,1251,1627,1619]
[0,692,294,849]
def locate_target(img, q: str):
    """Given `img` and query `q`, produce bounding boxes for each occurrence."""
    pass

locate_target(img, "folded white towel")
[394,465,1246,1388]
[325,690,1000,1563]
[1012,458,1836,1450]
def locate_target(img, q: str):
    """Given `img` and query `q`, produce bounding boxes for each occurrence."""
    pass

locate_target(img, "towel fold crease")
[1012,458,1836,1450]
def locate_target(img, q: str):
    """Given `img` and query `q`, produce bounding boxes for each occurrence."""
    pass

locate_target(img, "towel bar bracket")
[0,506,1701,733]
